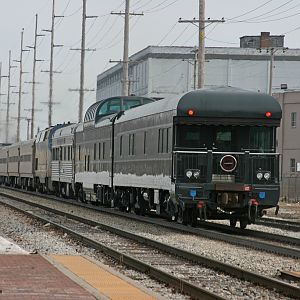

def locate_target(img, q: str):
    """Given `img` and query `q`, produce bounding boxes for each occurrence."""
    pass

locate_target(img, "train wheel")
[239,217,248,229]
[229,217,237,228]
[177,206,188,225]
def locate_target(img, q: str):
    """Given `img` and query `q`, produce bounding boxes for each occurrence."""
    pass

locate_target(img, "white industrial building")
[97,45,300,101]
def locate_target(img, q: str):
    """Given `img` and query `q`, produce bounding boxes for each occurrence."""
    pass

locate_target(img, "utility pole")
[268,48,275,96]
[179,0,224,89]
[42,0,63,128]
[258,47,287,95]
[26,14,45,139]
[111,1,143,96]
[15,29,29,142]
[5,50,17,143]
[198,0,205,89]
[0,62,8,110]
[122,0,130,96]
[69,0,96,123]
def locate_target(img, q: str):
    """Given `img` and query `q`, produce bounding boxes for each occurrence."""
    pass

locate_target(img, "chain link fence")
[281,175,300,202]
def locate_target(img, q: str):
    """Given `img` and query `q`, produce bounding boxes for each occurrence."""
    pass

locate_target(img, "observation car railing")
[173,150,280,184]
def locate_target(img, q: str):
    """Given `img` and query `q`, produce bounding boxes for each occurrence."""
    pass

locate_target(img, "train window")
[143,132,147,154]
[158,128,169,153]
[249,127,274,152]
[129,134,135,155]
[120,136,123,156]
[97,99,121,117]
[67,147,70,160]
[167,128,171,153]
[123,99,141,110]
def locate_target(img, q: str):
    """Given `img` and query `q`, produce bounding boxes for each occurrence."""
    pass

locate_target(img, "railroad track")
[0,193,299,299]
[256,217,300,232]
[1,187,299,257]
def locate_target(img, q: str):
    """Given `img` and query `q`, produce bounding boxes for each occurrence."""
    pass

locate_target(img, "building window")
[291,112,297,128]
[290,158,296,173]
[94,143,97,160]
[103,142,105,159]
[98,143,101,160]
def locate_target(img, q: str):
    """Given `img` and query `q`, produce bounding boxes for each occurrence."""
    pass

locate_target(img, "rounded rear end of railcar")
[172,87,282,228]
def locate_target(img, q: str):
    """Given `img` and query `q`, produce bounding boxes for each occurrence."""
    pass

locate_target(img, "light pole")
[110,110,124,206]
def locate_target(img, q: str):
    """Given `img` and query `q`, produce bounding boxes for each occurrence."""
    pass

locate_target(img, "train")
[0,87,282,229]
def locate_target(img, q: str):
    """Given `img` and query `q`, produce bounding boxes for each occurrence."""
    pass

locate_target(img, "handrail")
[173,150,280,156]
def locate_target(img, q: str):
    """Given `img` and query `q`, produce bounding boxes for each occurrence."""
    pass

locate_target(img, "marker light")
[256,172,263,180]
[265,111,272,118]
[187,109,194,116]
[194,171,200,178]
[186,170,193,178]
[264,172,271,180]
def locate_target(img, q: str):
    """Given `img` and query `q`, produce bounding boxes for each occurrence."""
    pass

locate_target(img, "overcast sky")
[0,0,299,141]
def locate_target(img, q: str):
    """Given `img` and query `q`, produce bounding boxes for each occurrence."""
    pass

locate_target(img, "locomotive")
[0,87,282,229]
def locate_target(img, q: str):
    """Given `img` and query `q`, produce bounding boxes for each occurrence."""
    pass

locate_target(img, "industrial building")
[96,33,300,101]
[274,91,300,201]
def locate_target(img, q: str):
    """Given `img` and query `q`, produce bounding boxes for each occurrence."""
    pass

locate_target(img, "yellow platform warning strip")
[52,255,156,300]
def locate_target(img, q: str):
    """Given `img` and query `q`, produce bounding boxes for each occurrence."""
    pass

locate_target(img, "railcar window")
[129,134,135,155]
[97,99,121,117]
[120,136,123,156]
[143,132,147,154]
[123,99,141,110]
[176,125,274,152]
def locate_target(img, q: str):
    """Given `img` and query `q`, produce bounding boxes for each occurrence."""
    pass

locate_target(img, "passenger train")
[0,87,282,228]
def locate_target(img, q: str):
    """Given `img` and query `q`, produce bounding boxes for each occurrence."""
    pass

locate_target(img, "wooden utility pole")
[26,14,44,138]
[41,0,63,128]
[198,0,205,89]
[122,0,130,96]
[15,29,29,142]
[111,2,143,96]
[79,0,86,123]
[69,0,96,123]
[5,50,17,143]
[179,0,224,89]
[0,62,8,110]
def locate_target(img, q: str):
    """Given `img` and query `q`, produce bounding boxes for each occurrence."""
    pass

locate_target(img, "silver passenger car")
[51,123,77,197]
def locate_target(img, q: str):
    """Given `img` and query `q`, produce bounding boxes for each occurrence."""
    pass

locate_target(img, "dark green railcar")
[76,87,282,229]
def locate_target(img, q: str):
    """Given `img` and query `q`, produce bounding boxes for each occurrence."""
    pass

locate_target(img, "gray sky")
[0,0,299,140]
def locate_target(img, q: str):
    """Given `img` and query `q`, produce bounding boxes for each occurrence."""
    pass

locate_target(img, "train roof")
[177,86,282,120]
[52,123,77,139]
[106,86,282,126]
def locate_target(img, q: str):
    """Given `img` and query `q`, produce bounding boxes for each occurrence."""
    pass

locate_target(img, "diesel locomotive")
[0,87,282,229]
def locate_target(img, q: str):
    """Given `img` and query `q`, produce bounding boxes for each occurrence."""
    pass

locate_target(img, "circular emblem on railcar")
[220,155,237,172]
